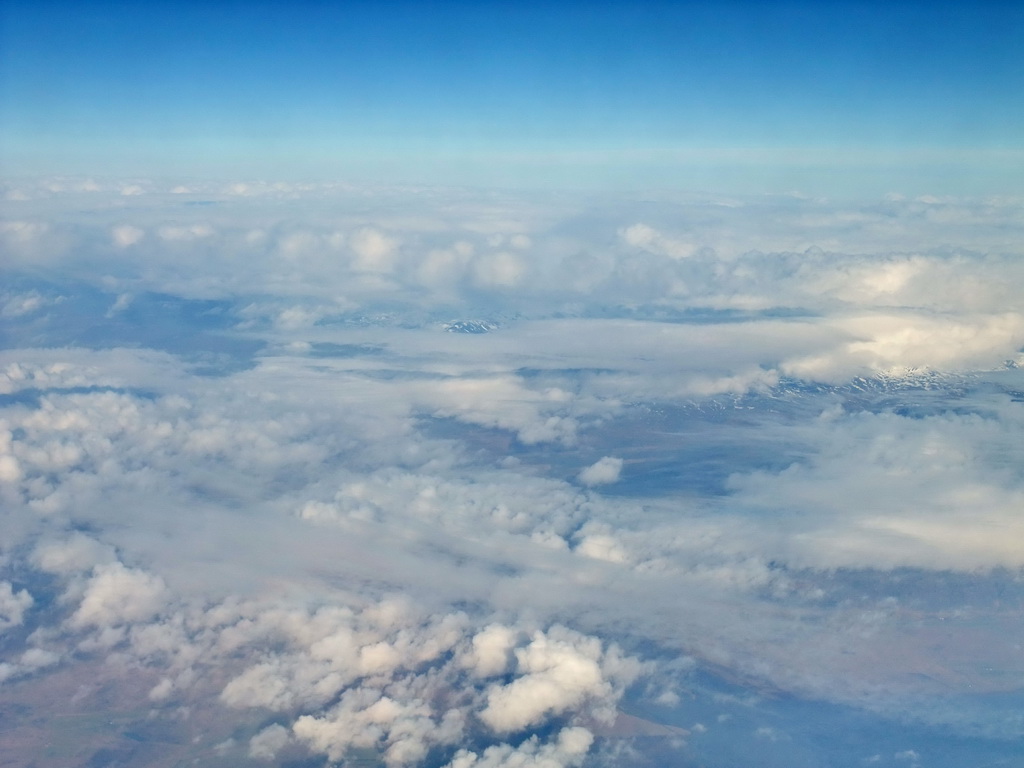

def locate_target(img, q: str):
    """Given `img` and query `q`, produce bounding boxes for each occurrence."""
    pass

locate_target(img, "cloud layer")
[1,179,1023,766]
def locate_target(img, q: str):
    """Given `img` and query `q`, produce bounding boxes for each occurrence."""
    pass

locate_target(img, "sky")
[2,0,1023,195]
[2,3,1024,768]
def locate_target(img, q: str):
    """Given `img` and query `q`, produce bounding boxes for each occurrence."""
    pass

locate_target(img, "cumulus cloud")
[351,227,399,273]
[446,726,593,768]
[780,311,1024,381]
[0,581,32,631]
[578,457,623,486]
[249,723,292,760]
[619,222,696,259]
[293,690,464,766]
[464,624,518,678]
[480,627,641,733]
[33,533,116,574]
[70,563,168,629]
[472,251,527,288]
[574,525,629,564]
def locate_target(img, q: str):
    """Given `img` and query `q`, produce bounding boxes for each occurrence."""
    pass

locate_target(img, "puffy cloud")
[111,224,145,247]
[480,627,639,733]
[446,727,593,768]
[70,563,168,629]
[464,624,518,678]
[292,691,464,766]
[781,312,1024,381]
[421,376,578,445]
[33,533,116,574]
[351,227,400,273]
[221,659,299,710]
[19,647,60,669]
[0,220,49,244]
[0,581,32,631]
[473,251,527,288]
[0,455,21,484]
[416,241,475,289]
[578,457,623,486]
[249,723,292,760]
[619,223,696,259]
[0,350,182,395]
[574,528,629,565]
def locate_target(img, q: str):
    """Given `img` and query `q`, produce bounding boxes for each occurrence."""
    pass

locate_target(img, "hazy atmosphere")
[2,2,1023,767]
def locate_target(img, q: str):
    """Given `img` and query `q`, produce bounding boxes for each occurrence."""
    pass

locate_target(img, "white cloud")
[19,647,60,669]
[781,312,1024,381]
[574,529,629,564]
[33,533,116,574]
[480,627,634,733]
[421,376,578,445]
[291,688,466,766]
[0,581,32,631]
[446,726,593,768]
[112,224,145,247]
[725,407,1024,569]
[416,242,474,290]
[619,223,696,259]
[0,220,48,243]
[472,252,527,288]
[70,563,168,629]
[2,291,48,317]
[463,624,518,678]
[0,453,22,483]
[351,227,399,273]
[578,456,623,486]
[274,305,327,330]
[221,660,298,709]
[249,723,292,760]
[106,292,133,316]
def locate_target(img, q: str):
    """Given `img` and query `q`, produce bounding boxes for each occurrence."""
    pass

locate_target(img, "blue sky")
[2,0,1022,194]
